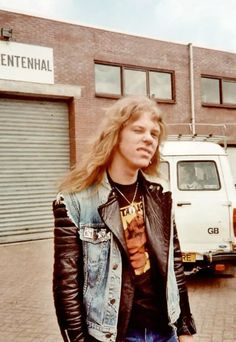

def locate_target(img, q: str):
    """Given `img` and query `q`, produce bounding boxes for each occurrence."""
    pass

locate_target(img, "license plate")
[182,253,196,263]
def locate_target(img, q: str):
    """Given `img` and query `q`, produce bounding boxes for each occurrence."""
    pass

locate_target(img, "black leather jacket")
[53,173,196,341]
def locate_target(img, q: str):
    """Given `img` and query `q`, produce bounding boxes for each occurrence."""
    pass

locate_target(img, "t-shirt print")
[119,200,150,275]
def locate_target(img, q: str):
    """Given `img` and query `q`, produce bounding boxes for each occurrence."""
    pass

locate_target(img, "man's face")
[114,112,160,172]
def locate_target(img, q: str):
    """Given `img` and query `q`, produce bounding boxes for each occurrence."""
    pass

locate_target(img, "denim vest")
[60,174,180,342]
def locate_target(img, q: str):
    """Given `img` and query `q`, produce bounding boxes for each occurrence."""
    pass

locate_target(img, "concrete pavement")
[0,239,236,341]
[0,239,61,342]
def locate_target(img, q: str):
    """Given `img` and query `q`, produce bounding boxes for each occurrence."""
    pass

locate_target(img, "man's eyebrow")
[131,124,145,129]
[152,127,160,131]
[130,124,160,132]
[151,127,160,134]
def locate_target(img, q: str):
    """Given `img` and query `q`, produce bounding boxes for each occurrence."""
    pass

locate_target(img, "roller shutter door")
[0,98,70,243]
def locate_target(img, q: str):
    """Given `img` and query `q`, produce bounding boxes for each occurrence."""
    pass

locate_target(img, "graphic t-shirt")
[109,176,170,331]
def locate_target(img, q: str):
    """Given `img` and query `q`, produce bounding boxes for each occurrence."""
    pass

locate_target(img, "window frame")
[201,74,236,108]
[94,61,175,103]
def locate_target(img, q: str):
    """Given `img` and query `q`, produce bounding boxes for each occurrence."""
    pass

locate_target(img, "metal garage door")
[0,98,70,243]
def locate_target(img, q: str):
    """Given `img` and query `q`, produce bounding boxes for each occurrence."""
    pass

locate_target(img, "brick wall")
[1,9,236,160]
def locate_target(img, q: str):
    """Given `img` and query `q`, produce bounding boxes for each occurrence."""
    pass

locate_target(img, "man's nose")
[142,133,154,143]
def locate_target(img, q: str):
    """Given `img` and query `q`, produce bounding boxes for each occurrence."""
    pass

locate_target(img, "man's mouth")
[137,147,153,155]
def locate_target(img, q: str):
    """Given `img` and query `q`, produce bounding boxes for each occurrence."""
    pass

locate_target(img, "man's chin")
[138,161,150,169]
[131,158,150,170]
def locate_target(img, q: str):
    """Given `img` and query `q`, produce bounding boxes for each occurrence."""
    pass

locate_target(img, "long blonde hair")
[59,96,166,192]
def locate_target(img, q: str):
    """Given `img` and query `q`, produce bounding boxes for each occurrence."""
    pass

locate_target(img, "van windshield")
[178,161,220,190]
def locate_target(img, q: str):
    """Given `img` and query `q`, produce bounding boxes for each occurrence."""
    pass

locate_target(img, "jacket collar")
[97,172,128,253]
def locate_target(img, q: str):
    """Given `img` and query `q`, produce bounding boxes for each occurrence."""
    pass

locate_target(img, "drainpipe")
[188,43,196,134]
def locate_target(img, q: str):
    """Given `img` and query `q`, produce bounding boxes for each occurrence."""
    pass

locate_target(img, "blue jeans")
[125,327,178,342]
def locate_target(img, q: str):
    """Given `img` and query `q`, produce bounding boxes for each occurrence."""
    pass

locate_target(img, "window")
[95,64,121,96]
[94,62,174,101]
[124,69,146,95]
[222,80,236,104]
[201,75,236,107]
[201,77,220,104]
[159,161,170,183]
[150,71,172,99]
[177,161,220,191]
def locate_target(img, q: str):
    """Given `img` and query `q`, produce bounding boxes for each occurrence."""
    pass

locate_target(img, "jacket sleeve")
[52,196,87,342]
[173,220,197,336]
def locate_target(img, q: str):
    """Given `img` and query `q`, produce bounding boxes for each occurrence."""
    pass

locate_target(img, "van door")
[172,157,231,262]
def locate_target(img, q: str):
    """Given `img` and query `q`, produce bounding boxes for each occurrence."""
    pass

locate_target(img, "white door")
[170,157,231,261]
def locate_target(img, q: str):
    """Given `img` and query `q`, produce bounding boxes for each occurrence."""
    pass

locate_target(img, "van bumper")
[204,251,236,263]
[183,251,236,274]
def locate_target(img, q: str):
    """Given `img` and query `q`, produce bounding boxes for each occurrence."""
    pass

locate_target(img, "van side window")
[159,161,170,182]
[178,161,220,190]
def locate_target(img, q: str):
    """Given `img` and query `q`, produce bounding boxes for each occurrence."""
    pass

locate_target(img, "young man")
[53,96,196,342]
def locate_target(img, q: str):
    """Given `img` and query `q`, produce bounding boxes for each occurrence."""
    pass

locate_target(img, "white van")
[160,140,236,274]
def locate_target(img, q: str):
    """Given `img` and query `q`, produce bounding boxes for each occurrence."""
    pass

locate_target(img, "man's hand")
[178,335,194,342]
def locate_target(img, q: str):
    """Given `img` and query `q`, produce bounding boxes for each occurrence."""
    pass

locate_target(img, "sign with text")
[0,41,54,84]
